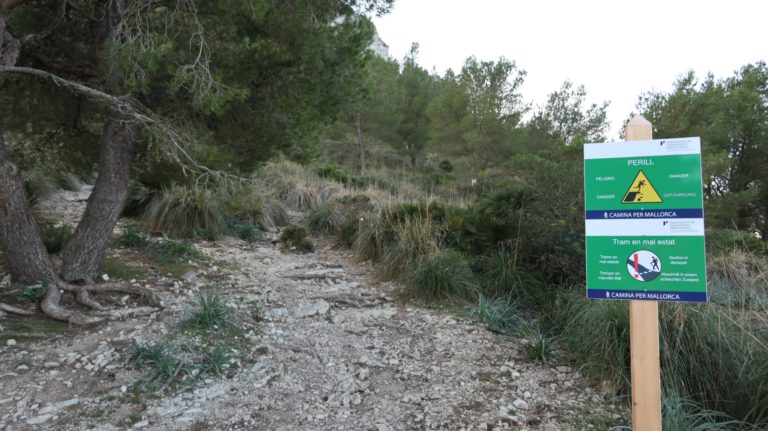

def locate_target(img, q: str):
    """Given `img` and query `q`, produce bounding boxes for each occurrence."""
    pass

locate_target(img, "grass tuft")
[306,201,346,234]
[662,391,752,431]
[280,226,314,252]
[184,292,237,331]
[39,222,74,254]
[469,294,524,334]
[147,239,201,264]
[143,185,227,238]
[402,249,476,301]
[117,227,150,248]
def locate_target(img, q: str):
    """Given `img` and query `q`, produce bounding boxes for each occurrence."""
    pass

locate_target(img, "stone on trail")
[294,301,331,318]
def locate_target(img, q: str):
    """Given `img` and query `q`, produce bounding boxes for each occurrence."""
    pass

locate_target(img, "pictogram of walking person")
[651,256,659,271]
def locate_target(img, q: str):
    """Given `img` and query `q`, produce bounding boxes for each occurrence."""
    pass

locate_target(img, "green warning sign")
[583,137,707,303]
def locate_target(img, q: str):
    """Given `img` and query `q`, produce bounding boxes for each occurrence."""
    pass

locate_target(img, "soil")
[0,187,628,430]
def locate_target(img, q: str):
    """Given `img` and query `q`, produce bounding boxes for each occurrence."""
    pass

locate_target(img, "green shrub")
[662,391,752,431]
[550,289,768,425]
[317,163,393,191]
[402,249,476,301]
[306,201,346,234]
[147,239,201,264]
[15,284,48,303]
[280,226,314,252]
[707,229,765,255]
[469,295,524,335]
[550,292,631,394]
[481,247,522,296]
[708,249,768,310]
[117,227,150,248]
[352,200,473,280]
[143,185,227,238]
[229,221,261,242]
[659,304,768,424]
[39,222,74,253]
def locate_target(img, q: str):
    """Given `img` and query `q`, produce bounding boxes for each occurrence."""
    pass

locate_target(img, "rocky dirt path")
[0,191,626,430]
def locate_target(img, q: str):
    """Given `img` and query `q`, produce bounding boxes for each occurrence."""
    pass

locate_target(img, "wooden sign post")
[585,116,707,429]
[625,115,662,430]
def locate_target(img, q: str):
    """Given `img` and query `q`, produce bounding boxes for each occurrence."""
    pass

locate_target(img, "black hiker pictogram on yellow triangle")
[622,170,662,204]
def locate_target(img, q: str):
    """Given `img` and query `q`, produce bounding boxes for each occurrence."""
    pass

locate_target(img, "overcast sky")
[372,0,767,139]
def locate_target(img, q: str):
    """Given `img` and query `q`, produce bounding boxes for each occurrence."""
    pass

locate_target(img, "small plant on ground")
[117,227,150,248]
[522,323,553,364]
[248,300,264,322]
[39,222,74,253]
[469,294,524,335]
[15,283,48,303]
[199,346,232,377]
[147,239,201,264]
[229,221,261,242]
[184,291,237,331]
[280,226,314,252]
[127,341,192,390]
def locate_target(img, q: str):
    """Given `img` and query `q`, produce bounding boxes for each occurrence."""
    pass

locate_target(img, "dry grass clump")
[257,159,344,210]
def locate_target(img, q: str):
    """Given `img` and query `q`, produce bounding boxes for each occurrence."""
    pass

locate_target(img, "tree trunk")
[354,112,365,174]
[0,133,57,284]
[60,112,135,282]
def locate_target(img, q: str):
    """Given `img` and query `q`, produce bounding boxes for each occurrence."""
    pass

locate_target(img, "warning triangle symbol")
[622,170,662,204]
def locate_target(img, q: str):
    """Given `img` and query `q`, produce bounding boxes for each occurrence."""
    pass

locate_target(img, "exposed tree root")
[37,280,163,325]
[41,284,103,325]
[97,306,157,320]
[0,303,34,316]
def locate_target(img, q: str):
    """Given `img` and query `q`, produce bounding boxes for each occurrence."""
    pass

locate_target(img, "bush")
[707,228,765,255]
[550,292,631,394]
[117,227,150,248]
[662,391,753,431]
[354,201,467,279]
[143,185,227,238]
[708,249,768,310]
[469,295,525,335]
[39,222,74,253]
[402,249,476,301]
[317,163,393,191]
[256,198,290,231]
[550,289,768,425]
[659,303,768,423]
[147,239,201,264]
[280,226,314,252]
[15,284,48,303]
[306,201,346,234]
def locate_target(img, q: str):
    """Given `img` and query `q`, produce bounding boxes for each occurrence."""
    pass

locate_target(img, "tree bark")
[60,112,135,282]
[354,112,365,174]
[0,134,57,284]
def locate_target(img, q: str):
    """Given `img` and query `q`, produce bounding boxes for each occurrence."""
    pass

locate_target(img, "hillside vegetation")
[0,1,765,428]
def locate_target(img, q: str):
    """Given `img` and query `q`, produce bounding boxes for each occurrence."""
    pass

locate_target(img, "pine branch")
[0,64,254,189]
